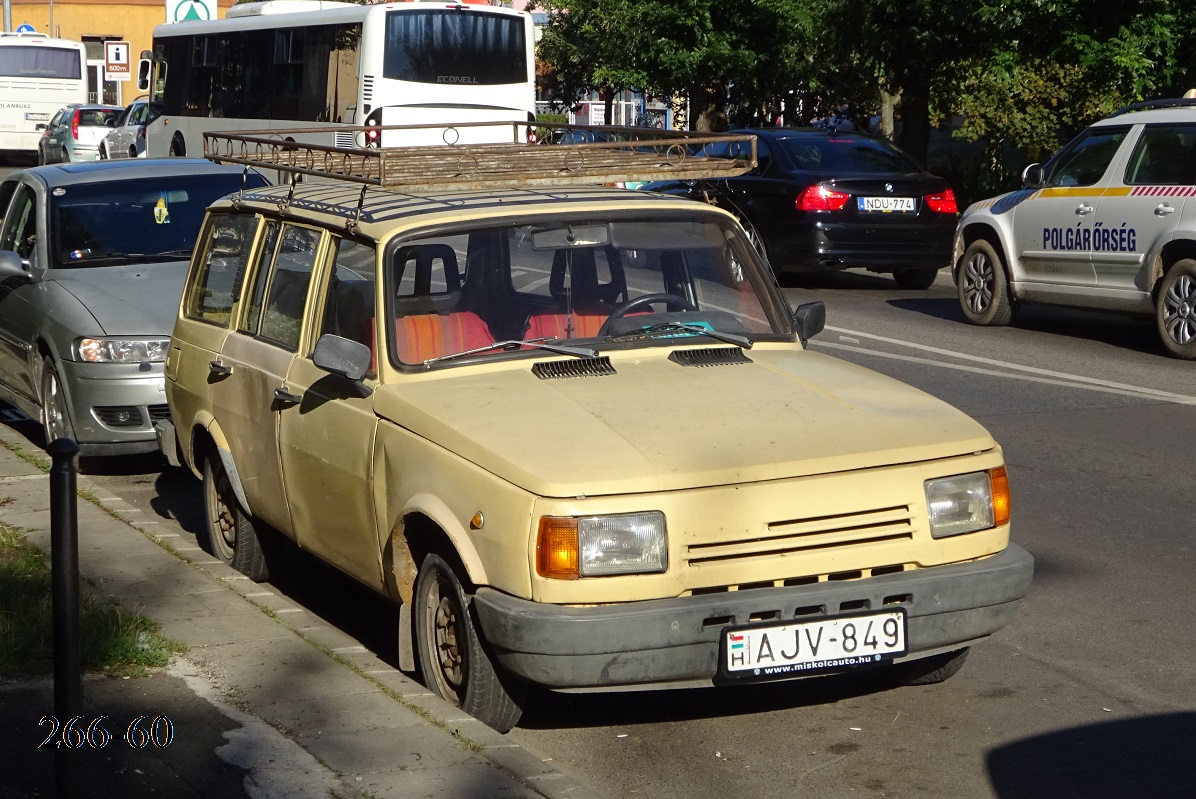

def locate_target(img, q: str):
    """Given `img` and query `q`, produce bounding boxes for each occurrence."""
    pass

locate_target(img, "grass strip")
[0,519,183,679]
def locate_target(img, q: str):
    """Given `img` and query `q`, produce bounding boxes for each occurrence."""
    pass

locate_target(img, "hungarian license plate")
[721,610,907,680]
[25,112,49,122]
[859,196,915,213]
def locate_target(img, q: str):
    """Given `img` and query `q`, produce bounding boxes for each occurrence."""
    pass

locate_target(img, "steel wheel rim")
[427,573,465,700]
[962,253,994,313]
[205,467,237,561]
[1162,274,1196,346]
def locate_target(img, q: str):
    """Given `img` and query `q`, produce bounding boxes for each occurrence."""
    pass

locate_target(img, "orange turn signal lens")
[989,466,1010,527]
[537,517,579,579]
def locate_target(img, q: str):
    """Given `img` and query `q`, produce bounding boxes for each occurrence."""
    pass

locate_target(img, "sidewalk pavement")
[0,425,607,799]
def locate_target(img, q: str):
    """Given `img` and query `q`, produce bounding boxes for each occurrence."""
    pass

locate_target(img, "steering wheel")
[596,292,699,337]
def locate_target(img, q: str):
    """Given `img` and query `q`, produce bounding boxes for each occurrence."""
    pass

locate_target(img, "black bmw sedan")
[641,127,959,288]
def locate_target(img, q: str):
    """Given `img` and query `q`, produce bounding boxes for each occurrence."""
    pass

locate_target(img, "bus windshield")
[383,9,527,86]
[0,46,82,79]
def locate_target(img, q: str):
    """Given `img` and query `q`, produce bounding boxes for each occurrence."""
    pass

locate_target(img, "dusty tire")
[888,647,970,686]
[202,456,268,581]
[413,552,526,732]
[39,356,100,473]
[1156,259,1196,359]
[893,268,939,290]
[958,240,1013,326]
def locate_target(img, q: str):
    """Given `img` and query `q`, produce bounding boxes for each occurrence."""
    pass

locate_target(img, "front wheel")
[893,268,939,290]
[958,240,1013,326]
[413,552,526,732]
[1156,259,1196,359]
[202,456,269,581]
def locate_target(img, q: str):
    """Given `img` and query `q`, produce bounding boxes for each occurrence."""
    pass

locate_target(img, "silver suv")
[952,98,1196,358]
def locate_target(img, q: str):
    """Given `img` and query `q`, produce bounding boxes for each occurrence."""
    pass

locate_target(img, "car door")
[1012,125,1131,288]
[277,236,380,580]
[0,181,44,405]
[1092,122,1196,296]
[210,221,324,537]
[44,109,66,163]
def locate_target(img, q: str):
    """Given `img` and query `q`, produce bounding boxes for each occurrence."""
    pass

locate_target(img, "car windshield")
[387,213,786,366]
[50,173,267,269]
[779,136,922,173]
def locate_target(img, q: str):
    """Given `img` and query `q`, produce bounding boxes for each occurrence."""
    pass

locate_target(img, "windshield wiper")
[422,338,599,366]
[606,322,753,349]
[125,250,192,262]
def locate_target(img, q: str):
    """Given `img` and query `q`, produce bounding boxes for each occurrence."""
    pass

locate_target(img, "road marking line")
[814,341,1196,405]
[825,325,1196,402]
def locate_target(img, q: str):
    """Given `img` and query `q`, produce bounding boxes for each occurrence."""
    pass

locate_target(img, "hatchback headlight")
[76,337,170,363]
[537,512,668,578]
[925,467,1010,538]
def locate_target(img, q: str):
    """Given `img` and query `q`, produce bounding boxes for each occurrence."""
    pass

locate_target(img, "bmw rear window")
[780,137,922,173]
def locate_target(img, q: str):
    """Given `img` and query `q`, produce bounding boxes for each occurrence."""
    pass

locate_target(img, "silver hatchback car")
[0,159,268,470]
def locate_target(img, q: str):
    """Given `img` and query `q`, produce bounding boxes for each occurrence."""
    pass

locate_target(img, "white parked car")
[99,98,161,160]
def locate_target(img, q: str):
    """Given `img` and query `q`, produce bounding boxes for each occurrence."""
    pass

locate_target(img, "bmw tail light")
[71,109,80,140]
[797,185,851,212]
[926,189,958,214]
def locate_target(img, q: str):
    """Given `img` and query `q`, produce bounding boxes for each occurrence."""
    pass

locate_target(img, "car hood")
[373,347,996,497]
[48,262,188,336]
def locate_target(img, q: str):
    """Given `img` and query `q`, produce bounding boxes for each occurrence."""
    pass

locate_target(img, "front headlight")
[925,466,1010,538]
[76,337,170,363]
[537,511,668,578]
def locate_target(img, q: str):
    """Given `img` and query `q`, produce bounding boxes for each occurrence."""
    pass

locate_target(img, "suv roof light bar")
[203,121,757,191]
[1108,98,1196,117]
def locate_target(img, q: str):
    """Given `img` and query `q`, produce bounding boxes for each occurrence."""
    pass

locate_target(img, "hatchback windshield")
[50,173,267,269]
[386,214,783,365]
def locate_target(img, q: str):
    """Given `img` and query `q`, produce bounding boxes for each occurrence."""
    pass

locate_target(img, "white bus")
[138,0,536,157]
[0,32,87,158]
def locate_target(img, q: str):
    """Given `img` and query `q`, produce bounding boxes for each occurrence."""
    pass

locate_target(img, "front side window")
[0,185,38,261]
[1046,126,1130,187]
[383,10,526,86]
[1124,124,1196,185]
[185,213,261,327]
[48,172,268,270]
[386,214,784,366]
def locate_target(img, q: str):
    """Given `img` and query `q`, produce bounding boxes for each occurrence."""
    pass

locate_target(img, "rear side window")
[243,224,323,351]
[1124,124,1196,185]
[185,213,261,326]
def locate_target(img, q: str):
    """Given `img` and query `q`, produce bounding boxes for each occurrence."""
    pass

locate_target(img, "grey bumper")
[473,543,1034,689]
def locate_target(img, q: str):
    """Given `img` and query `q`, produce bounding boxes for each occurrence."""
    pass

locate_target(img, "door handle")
[1076,203,1094,215]
[273,387,303,406]
[208,360,232,377]
[1155,203,1176,216]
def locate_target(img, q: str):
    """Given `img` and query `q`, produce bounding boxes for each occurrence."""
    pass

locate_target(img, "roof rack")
[1107,98,1196,117]
[203,121,757,191]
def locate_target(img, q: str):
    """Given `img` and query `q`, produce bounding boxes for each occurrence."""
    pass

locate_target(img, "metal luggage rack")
[203,120,757,192]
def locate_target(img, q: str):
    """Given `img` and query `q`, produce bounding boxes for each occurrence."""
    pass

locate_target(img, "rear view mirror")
[137,58,152,93]
[313,334,373,396]
[792,301,826,344]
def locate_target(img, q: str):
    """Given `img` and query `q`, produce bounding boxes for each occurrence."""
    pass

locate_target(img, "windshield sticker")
[1043,223,1136,252]
[154,194,170,225]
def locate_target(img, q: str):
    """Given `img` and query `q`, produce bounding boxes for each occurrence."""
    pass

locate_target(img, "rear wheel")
[1156,259,1196,359]
[169,136,185,157]
[202,456,268,581]
[893,268,939,290]
[413,552,526,732]
[888,648,970,686]
[98,144,107,160]
[958,240,1013,326]
[36,147,45,166]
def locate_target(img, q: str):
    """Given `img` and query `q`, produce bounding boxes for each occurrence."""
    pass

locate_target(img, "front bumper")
[58,360,169,456]
[473,543,1033,690]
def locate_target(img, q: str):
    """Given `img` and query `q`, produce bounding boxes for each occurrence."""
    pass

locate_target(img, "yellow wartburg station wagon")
[158,124,1033,732]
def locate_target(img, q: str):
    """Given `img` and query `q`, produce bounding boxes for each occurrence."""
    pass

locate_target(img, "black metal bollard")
[48,438,80,799]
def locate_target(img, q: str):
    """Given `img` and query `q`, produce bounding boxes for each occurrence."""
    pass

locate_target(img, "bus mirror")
[137,59,151,92]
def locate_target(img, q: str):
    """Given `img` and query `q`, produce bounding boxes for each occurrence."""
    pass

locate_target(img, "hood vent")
[532,356,616,380]
[669,347,752,367]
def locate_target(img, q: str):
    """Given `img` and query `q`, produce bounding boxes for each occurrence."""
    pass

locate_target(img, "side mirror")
[0,251,32,282]
[792,301,826,344]
[1021,163,1045,189]
[137,58,152,93]
[313,334,373,397]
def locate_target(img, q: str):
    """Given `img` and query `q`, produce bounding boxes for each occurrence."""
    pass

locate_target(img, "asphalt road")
[3,155,1193,797]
